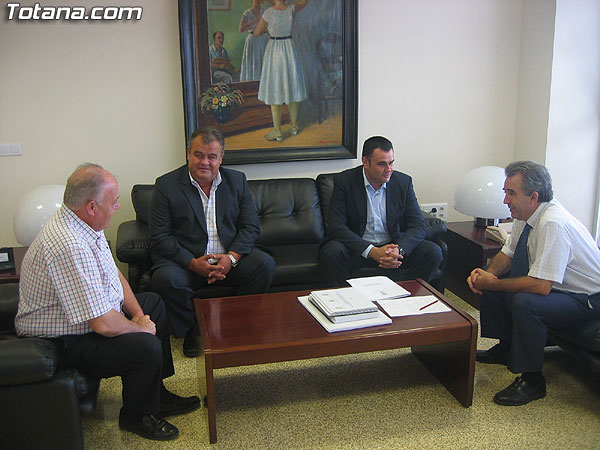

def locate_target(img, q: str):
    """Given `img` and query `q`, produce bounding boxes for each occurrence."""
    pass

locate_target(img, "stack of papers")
[347,276,411,301]
[299,277,451,332]
[298,296,392,332]
[309,287,378,323]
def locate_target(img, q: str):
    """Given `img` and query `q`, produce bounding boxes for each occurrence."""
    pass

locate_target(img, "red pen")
[419,299,438,310]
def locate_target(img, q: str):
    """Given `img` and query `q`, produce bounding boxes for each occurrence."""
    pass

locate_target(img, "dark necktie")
[510,223,532,278]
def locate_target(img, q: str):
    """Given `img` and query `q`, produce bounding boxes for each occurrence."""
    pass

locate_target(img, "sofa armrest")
[423,213,447,240]
[0,283,19,334]
[116,220,151,265]
[0,338,59,386]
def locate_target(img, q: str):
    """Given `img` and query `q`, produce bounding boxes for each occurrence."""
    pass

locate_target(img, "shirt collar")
[362,168,387,192]
[188,170,222,192]
[526,199,555,228]
[61,205,104,243]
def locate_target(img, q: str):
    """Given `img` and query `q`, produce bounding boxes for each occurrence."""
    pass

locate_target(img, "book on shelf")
[309,287,378,317]
[308,296,380,323]
[346,276,411,302]
[298,296,392,332]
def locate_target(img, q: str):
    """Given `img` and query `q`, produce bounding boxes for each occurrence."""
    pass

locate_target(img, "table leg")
[196,339,217,443]
[412,337,476,407]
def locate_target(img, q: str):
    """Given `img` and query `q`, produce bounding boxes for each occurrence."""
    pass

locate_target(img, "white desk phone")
[486,222,513,244]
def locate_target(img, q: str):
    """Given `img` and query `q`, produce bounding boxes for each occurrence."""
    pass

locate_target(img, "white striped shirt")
[15,206,124,337]
[189,171,226,256]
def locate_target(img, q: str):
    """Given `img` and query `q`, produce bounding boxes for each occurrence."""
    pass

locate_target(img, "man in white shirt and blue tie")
[468,161,600,406]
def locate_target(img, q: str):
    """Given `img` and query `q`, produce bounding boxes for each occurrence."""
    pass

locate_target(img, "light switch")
[0,143,23,156]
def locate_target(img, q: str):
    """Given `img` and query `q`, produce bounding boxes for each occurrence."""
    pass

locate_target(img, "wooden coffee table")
[193,279,477,444]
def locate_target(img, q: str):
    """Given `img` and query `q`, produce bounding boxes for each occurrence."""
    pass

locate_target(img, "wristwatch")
[398,247,407,258]
[227,253,239,267]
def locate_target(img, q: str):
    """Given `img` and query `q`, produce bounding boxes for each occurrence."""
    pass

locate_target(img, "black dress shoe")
[183,329,200,358]
[493,375,546,406]
[160,392,201,417]
[476,343,509,365]
[119,409,179,441]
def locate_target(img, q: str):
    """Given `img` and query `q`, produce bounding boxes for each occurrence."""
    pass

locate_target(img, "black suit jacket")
[327,166,427,256]
[148,164,260,270]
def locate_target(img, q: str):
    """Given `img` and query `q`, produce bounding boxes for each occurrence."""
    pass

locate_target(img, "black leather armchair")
[0,283,100,450]
[116,175,448,296]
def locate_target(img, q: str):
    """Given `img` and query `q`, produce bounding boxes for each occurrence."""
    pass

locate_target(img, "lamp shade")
[454,166,510,219]
[13,184,65,245]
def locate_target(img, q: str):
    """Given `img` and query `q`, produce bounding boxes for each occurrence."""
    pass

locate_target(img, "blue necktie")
[510,223,532,277]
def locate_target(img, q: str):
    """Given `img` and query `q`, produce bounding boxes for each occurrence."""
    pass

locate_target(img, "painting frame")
[207,0,230,11]
[178,0,357,165]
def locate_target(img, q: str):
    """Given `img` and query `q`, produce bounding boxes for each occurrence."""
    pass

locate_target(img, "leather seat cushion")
[552,319,600,352]
[267,244,323,287]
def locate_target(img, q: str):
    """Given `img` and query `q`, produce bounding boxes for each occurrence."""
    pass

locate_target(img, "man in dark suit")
[149,126,275,357]
[320,135,442,287]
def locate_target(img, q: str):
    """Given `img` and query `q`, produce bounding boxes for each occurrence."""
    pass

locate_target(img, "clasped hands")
[369,243,403,269]
[467,268,498,295]
[131,314,156,335]
[187,254,233,284]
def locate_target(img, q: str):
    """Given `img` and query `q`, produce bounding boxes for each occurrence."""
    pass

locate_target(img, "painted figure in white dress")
[254,0,309,142]
[239,0,269,81]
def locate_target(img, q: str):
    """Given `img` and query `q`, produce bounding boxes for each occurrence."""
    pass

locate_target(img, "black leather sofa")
[0,283,100,450]
[547,319,600,374]
[116,174,449,297]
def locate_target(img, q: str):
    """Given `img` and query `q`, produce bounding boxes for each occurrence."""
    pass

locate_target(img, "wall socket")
[420,203,448,221]
[0,143,22,156]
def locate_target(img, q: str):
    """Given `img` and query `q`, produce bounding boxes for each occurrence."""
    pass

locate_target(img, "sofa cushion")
[315,173,335,235]
[267,243,323,288]
[0,338,59,386]
[249,178,324,246]
[131,184,155,225]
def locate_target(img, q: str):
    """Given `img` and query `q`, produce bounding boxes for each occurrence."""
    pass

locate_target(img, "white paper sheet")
[377,295,450,317]
[346,276,410,301]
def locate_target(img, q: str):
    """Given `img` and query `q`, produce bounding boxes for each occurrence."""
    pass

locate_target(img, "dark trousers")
[320,239,442,288]
[480,289,600,373]
[151,248,275,337]
[57,292,174,415]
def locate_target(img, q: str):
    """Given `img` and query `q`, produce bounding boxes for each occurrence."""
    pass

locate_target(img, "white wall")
[513,0,556,163]
[545,0,600,230]
[0,1,185,255]
[0,1,536,259]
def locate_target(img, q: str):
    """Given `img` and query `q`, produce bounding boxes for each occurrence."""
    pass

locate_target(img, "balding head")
[63,163,120,231]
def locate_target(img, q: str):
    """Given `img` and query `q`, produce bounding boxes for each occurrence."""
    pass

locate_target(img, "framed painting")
[178,0,357,164]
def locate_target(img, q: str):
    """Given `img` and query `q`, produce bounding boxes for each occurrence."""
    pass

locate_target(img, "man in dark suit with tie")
[149,126,275,357]
[468,161,600,406]
[320,135,443,288]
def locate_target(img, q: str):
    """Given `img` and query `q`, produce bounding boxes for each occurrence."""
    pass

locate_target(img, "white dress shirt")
[502,199,600,298]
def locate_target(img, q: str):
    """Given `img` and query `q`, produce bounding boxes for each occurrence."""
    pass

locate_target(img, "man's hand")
[131,314,156,335]
[187,255,227,283]
[369,244,403,269]
[467,268,498,295]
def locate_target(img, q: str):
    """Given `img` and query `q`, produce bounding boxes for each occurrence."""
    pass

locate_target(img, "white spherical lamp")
[13,185,65,245]
[454,166,510,227]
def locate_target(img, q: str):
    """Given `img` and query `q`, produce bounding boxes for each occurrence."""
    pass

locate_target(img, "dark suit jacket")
[148,164,260,270]
[327,166,427,256]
